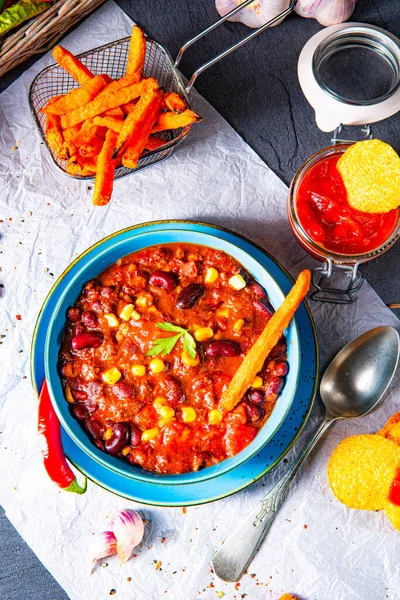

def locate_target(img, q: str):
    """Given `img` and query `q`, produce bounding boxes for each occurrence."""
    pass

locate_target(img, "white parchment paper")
[1,3,399,599]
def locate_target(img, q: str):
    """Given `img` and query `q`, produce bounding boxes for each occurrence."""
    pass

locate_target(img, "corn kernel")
[115,330,124,342]
[153,396,167,408]
[194,327,214,342]
[229,274,247,290]
[208,409,223,425]
[252,375,263,389]
[205,267,219,283]
[149,358,165,374]
[130,310,141,321]
[102,367,122,385]
[216,306,230,318]
[148,306,158,314]
[119,303,135,321]
[233,318,245,331]
[158,417,173,428]
[136,295,153,308]
[142,427,160,442]
[188,253,198,261]
[104,313,119,328]
[64,384,74,404]
[121,446,131,456]
[159,406,175,420]
[132,364,146,377]
[104,427,113,440]
[181,351,200,367]
[181,406,196,423]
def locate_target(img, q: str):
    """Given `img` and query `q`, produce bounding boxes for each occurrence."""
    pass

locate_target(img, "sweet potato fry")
[126,25,146,77]
[218,270,311,413]
[163,92,187,114]
[98,73,140,97]
[61,78,159,129]
[144,136,166,151]
[79,135,105,158]
[151,109,202,133]
[92,129,119,206]
[93,116,124,133]
[46,114,68,160]
[113,89,162,157]
[52,46,94,85]
[119,91,163,168]
[121,101,138,115]
[42,75,107,116]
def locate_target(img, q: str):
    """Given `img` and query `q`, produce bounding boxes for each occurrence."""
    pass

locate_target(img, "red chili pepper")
[388,470,400,506]
[38,380,87,494]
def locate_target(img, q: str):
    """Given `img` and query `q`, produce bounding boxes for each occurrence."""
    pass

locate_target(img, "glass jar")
[288,143,400,303]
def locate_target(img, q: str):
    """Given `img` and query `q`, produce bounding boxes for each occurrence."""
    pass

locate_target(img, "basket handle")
[174,0,297,95]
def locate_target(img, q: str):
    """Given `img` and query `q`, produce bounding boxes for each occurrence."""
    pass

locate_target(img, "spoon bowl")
[321,326,400,419]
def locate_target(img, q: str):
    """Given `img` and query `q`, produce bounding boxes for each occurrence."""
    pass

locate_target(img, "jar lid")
[298,23,400,132]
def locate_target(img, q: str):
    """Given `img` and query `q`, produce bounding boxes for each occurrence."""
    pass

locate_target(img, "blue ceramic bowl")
[44,222,301,486]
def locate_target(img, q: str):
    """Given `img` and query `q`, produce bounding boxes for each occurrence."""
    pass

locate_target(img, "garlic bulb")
[108,509,145,564]
[215,0,291,29]
[89,531,117,574]
[294,0,358,26]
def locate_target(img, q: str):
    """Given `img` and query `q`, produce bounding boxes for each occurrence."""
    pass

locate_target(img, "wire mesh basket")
[29,36,192,180]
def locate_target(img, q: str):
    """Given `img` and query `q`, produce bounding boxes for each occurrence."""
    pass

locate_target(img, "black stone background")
[1,1,399,598]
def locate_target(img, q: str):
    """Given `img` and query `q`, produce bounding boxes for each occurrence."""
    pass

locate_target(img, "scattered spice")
[109,590,116,596]
[16,314,22,320]
[182,507,187,514]
[127,577,132,582]
[161,537,166,543]
[155,561,162,570]
[304,524,308,529]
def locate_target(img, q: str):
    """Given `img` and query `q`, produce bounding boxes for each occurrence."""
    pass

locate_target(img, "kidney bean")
[73,323,86,337]
[205,341,241,357]
[266,376,284,396]
[271,360,288,377]
[246,389,264,405]
[71,389,88,402]
[67,307,81,323]
[100,286,116,299]
[130,424,142,447]
[84,419,104,440]
[270,338,287,358]
[69,403,88,421]
[94,439,105,451]
[246,403,264,424]
[82,310,98,329]
[105,423,130,455]
[91,300,103,313]
[176,283,204,309]
[252,299,273,319]
[248,282,266,298]
[163,375,185,405]
[149,270,178,291]
[71,332,103,351]
[112,381,134,400]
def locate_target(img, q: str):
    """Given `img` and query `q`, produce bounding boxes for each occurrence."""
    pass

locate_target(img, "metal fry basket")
[29,0,296,181]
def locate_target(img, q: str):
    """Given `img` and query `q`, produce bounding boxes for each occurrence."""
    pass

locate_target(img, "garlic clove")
[294,0,358,26]
[89,530,117,574]
[108,509,145,564]
[215,0,290,29]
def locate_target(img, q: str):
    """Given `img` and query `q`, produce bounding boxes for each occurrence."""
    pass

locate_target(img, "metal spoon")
[212,326,399,582]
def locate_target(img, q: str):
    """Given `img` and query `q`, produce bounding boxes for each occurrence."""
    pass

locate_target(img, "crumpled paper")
[0,2,399,599]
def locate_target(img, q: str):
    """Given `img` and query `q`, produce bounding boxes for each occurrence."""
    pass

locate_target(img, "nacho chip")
[328,434,400,510]
[337,139,400,214]
[377,411,400,444]
[385,500,400,531]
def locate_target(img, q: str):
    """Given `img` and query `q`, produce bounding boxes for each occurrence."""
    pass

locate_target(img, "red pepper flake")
[155,561,162,570]
[161,537,166,543]
[109,590,116,596]
[208,583,215,588]
[127,577,132,582]
[182,507,187,514]
[304,524,308,529]
[16,314,22,321]
[234,583,241,590]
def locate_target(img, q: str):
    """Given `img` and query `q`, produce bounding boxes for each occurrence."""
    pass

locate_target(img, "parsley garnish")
[146,322,197,359]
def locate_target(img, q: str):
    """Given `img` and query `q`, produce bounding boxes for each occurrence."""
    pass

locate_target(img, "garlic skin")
[294,0,358,26]
[108,509,145,564]
[89,531,117,574]
[215,0,291,29]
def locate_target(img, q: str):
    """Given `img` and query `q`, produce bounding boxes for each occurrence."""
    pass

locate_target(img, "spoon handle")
[212,417,335,582]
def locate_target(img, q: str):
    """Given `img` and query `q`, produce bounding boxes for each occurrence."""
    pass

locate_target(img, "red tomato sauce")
[58,243,288,475]
[296,154,398,255]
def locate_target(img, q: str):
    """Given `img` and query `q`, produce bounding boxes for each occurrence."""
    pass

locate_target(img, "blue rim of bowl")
[31,220,319,504]
[44,228,301,485]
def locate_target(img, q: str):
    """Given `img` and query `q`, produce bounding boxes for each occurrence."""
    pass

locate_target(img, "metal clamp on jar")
[289,23,400,303]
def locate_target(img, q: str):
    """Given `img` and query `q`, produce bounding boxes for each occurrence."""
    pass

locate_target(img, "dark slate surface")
[1,2,399,599]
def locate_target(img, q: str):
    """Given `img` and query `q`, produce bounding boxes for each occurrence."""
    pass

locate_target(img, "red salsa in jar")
[58,243,289,475]
[296,154,399,255]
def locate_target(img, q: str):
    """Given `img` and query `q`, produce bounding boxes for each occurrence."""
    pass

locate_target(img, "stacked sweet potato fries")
[42,25,202,206]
